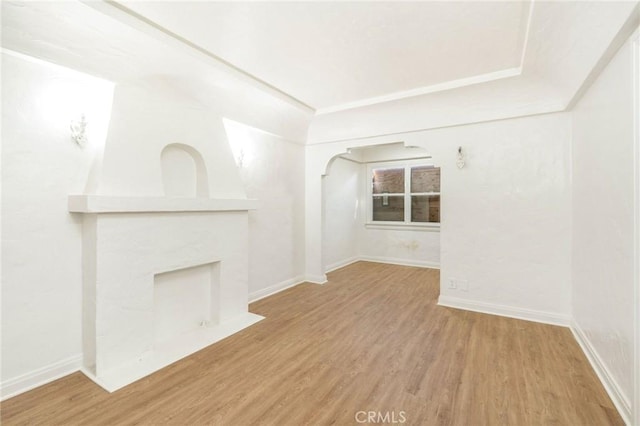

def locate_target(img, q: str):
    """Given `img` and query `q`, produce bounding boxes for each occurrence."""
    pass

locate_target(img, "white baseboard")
[324,255,440,275]
[437,295,570,327]
[570,321,632,425]
[325,256,361,273]
[250,256,436,301]
[359,255,440,270]
[249,275,305,303]
[304,274,328,284]
[0,354,82,401]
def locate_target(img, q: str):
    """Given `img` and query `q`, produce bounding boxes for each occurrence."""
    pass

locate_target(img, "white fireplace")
[69,83,262,392]
[153,262,221,345]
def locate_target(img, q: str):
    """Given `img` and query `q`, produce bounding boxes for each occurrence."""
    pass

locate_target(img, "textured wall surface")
[224,120,306,297]
[323,157,361,270]
[86,212,250,378]
[322,155,442,271]
[358,227,441,268]
[0,52,306,396]
[95,84,245,199]
[306,112,572,319]
[435,113,572,320]
[571,35,636,416]
[1,52,114,386]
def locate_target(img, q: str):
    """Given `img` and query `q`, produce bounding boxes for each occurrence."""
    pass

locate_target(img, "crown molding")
[315,67,522,116]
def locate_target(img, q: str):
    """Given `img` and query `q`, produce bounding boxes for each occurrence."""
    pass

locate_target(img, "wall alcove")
[161,143,209,198]
[321,142,440,273]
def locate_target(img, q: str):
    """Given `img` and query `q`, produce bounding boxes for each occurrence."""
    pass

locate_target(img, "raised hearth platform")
[82,312,264,392]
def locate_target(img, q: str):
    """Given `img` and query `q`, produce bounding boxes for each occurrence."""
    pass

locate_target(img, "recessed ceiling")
[3,0,636,143]
[120,1,531,111]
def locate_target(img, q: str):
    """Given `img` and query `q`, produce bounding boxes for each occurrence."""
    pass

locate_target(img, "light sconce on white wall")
[456,146,465,169]
[70,114,88,147]
[235,147,246,168]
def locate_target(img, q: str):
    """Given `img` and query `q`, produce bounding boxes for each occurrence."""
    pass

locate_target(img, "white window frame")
[366,159,440,231]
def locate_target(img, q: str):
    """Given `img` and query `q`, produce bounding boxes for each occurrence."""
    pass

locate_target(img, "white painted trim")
[68,195,257,213]
[437,295,570,327]
[366,160,440,226]
[325,255,440,274]
[632,27,640,426]
[359,255,440,270]
[325,256,361,273]
[249,275,305,303]
[570,321,632,425]
[315,67,521,115]
[0,354,82,401]
[337,154,433,165]
[566,3,640,111]
[518,0,535,69]
[304,274,328,285]
[364,223,440,232]
[309,104,567,145]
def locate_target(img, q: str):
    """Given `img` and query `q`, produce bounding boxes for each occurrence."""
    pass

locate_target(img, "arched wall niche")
[161,143,210,198]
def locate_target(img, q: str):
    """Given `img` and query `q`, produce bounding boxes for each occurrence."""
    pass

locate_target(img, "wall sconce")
[234,147,246,168]
[456,146,465,169]
[70,114,88,147]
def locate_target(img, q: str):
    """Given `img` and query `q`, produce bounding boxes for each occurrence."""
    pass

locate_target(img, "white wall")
[305,112,572,323]
[223,120,306,301]
[322,151,441,272]
[2,1,314,144]
[93,83,246,199]
[433,113,572,324]
[1,52,114,397]
[323,157,361,270]
[355,146,441,269]
[571,34,637,423]
[358,227,440,269]
[0,51,309,398]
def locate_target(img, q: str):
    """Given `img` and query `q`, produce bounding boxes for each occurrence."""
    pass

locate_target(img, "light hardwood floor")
[1,262,623,425]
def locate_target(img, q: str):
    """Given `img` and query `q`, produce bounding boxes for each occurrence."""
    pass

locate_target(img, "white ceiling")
[2,1,637,143]
[120,1,531,112]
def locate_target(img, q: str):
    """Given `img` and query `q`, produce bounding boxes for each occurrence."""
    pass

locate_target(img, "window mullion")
[404,165,411,223]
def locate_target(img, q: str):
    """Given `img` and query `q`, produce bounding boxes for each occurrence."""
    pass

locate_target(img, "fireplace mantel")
[69,195,258,214]
[67,84,263,392]
[71,194,262,392]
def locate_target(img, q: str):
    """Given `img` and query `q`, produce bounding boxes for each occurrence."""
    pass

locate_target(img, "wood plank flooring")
[1,262,623,425]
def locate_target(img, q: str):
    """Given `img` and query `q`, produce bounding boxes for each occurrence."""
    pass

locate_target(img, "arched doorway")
[321,143,438,277]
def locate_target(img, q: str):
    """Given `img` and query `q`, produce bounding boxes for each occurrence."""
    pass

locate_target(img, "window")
[368,161,440,228]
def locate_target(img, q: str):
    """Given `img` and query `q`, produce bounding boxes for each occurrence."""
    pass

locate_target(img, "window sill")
[364,222,440,232]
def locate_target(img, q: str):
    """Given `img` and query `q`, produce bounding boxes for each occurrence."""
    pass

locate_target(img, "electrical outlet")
[448,279,457,290]
[459,279,469,292]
